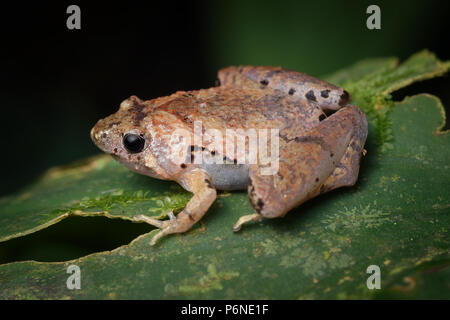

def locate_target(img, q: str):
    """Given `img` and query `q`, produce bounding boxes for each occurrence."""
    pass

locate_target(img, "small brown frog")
[91,66,367,245]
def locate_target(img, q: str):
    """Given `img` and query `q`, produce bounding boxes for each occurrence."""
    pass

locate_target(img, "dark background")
[1,0,449,197]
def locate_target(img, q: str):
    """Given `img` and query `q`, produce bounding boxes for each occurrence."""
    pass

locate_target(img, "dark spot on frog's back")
[321,90,330,98]
[135,111,146,121]
[183,115,192,124]
[339,90,350,106]
[265,70,282,78]
[295,136,331,152]
[305,90,316,102]
[131,101,146,125]
[260,79,269,86]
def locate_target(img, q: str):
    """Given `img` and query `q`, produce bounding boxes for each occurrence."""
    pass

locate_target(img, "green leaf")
[0,51,449,299]
[325,49,450,152]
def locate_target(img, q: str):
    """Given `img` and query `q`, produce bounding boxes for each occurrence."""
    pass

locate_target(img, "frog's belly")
[200,163,250,191]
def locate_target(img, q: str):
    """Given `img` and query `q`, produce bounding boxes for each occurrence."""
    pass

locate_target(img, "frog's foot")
[133,214,186,245]
[133,212,180,245]
[149,225,175,246]
[133,210,176,224]
[133,214,171,228]
[132,212,184,244]
[135,169,217,246]
[232,213,263,232]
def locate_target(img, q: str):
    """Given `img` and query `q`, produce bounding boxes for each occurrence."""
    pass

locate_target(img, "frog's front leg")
[235,105,367,229]
[134,168,216,245]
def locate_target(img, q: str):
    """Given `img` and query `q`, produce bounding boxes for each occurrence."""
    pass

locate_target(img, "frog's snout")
[90,124,101,146]
[90,126,97,144]
[90,122,109,153]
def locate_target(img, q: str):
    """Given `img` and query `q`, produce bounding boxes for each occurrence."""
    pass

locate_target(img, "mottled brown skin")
[91,66,368,245]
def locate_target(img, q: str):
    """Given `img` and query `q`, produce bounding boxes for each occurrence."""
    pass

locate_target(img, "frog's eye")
[123,133,145,153]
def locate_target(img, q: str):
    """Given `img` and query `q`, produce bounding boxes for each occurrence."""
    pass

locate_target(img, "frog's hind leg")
[317,134,368,195]
[305,105,368,199]
[134,168,217,245]
[235,105,367,230]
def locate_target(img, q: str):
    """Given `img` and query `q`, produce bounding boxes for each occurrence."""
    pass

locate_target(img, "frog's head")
[90,96,166,179]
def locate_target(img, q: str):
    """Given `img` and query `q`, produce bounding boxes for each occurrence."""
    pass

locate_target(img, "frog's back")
[145,67,342,190]
[153,86,321,135]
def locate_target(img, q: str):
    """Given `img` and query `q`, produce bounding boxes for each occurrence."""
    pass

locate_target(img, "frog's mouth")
[111,154,145,174]
[110,154,137,169]
[110,154,166,180]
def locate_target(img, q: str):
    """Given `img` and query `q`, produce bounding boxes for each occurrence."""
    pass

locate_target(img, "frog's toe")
[232,213,263,232]
[133,214,169,229]
[149,225,178,245]
[149,230,166,246]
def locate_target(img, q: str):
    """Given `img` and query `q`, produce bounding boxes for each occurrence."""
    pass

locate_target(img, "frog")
[90,66,368,245]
